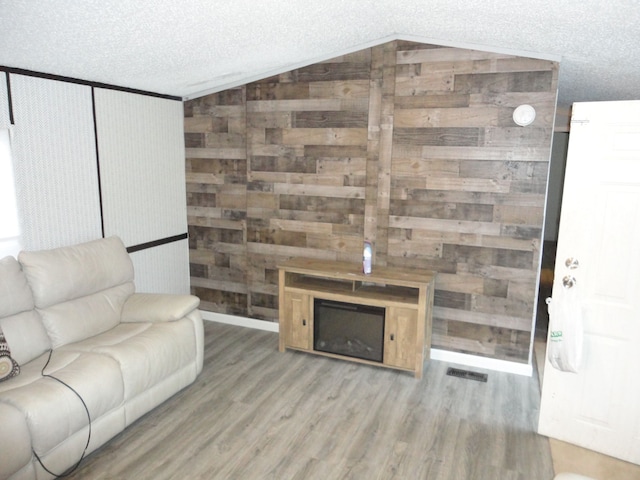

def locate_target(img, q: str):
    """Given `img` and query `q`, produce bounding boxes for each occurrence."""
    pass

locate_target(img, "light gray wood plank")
[65,322,554,480]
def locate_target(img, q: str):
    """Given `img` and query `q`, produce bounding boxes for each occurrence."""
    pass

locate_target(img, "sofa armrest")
[121,293,200,323]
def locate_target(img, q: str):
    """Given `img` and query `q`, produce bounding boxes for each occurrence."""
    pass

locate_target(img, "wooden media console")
[278,258,436,379]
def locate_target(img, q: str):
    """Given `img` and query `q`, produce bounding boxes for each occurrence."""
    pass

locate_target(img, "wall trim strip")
[5,72,14,125]
[1,65,181,102]
[126,233,188,253]
[201,311,280,333]
[90,87,105,238]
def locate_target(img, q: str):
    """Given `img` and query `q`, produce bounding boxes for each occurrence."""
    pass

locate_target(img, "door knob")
[565,257,579,270]
[562,275,576,288]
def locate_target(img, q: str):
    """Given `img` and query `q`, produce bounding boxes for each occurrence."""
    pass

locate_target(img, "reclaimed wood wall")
[184,40,558,364]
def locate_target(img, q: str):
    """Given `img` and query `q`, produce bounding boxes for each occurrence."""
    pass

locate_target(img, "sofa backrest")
[18,236,135,348]
[0,256,51,365]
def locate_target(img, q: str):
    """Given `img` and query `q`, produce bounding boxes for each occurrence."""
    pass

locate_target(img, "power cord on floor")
[32,349,92,478]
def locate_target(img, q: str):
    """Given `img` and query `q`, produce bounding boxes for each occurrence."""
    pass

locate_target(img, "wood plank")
[419,145,551,161]
[309,80,370,99]
[185,147,247,159]
[394,72,454,96]
[389,216,501,236]
[425,177,511,193]
[454,71,554,94]
[281,128,368,146]
[394,127,482,146]
[248,99,343,112]
[293,62,371,82]
[246,82,311,101]
[246,111,292,128]
[292,111,368,128]
[391,157,460,177]
[394,107,505,128]
[274,183,365,199]
[269,218,333,235]
[389,200,494,222]
[397,47,513,64]
[374,41,397,267]
[184,116,215,133]
[394,93,470,109]
[364,45,383,247]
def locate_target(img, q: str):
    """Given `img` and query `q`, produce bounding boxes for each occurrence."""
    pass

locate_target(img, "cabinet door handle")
[390,333,395,341]
[302,319,307,326]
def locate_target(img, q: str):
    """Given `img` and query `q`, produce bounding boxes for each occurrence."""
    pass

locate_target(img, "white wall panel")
[94,89,187,246]
[94,88,188,293]
[129,238,190,294]
[10,75,102,250]
[0,72,10,128]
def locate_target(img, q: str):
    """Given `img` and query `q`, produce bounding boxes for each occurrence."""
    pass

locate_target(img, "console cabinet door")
[384,306,418,369]
[284,292,312,350]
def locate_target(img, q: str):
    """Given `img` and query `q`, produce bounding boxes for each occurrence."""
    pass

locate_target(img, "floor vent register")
[446,367,488,382]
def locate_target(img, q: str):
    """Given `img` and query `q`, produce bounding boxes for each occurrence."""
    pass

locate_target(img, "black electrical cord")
[32,349,92,478]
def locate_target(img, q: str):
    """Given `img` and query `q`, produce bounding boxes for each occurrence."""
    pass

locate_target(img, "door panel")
[384,306,417,369]
[284,292,311,350]
[538,100,640,464]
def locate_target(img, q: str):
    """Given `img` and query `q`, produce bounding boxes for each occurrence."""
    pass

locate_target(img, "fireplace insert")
[313,298,385,363]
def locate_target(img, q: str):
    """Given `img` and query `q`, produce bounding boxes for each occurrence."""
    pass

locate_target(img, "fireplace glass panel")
[313,299,385,362]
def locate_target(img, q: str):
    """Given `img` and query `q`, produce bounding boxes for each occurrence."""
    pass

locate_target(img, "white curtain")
[0,128,21,258]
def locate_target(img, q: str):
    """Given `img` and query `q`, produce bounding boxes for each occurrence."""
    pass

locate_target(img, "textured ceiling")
[1,0,639,109]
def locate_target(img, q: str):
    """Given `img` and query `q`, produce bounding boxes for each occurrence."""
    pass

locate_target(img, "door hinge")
[571,119,590,125]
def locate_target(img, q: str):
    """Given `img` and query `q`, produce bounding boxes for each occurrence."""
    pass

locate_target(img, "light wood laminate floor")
[66,321,554,480]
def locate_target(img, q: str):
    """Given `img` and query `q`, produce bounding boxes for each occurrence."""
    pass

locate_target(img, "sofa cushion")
[121,293,200,323]
[19,236,135,348]
[60,319,197,401]
[18,236,134,308]
[0,256,51,364]
[0,402,32,479]
[0,256,33,317]
[39,283,135,349]
[1,311,52,366]
[0,350,125,454]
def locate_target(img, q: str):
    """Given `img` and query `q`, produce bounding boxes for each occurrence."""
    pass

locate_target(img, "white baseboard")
[200,310,279,332]
[200,310,533,376]
[430,349,532,377]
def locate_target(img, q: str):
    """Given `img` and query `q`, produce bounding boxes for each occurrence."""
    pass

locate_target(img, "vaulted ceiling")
[1,0,638,111]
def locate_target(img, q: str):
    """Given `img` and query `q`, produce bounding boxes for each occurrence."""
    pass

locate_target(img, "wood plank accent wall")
[184,40,558,363]
[185,89,248,315]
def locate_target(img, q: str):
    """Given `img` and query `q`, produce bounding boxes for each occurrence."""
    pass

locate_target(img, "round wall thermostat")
[513,104,536,126]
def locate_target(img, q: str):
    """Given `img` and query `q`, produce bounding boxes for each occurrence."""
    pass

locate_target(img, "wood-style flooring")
[66,321,554,480]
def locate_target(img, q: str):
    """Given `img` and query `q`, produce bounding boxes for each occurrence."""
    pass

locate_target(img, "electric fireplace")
[313,298,385,363]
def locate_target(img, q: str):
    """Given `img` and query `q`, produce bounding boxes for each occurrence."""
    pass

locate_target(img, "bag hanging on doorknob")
[546,280,584,373]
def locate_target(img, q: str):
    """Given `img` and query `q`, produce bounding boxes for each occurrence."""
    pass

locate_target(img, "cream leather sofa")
[0,236,204,480]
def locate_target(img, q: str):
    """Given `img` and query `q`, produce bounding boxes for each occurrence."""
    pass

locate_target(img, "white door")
[538,100,640,464]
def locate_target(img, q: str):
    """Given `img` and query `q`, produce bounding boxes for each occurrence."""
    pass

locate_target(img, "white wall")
[128,240,190,294]
[0,71,190,294]
[0,73,21,258]
[95,88,189,293]
[10,75,103,250]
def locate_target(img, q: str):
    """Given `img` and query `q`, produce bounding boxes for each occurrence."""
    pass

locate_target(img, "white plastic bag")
[546,286,584,373]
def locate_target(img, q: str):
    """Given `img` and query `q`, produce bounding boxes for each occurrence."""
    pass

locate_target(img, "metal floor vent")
[446,367,488,383]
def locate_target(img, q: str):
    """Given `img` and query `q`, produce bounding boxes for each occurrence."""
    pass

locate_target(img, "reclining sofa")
[0,236,204,479]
